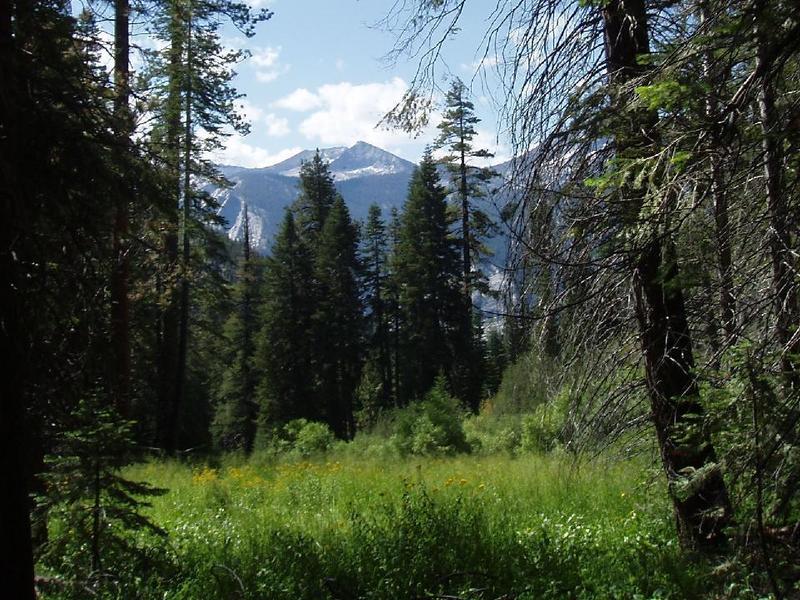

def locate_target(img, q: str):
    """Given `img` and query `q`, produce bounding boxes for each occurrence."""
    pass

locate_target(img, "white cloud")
[256,70,282,83]
[251,46,280,68]
[213,136,301,168]
[236,102,288,135]
[272,88,323,112]
[264,113,290,137]
[249,46,288,83]
[297,78,433,148]
[238,100,265,124]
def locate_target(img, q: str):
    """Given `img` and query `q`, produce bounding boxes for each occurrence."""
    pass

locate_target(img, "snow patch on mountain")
[331,164,404,180]
[268,146,348,177]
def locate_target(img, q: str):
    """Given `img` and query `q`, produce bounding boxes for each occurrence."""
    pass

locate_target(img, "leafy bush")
[292,420,335,457]
[393,376,470,456]
[255,419,335,459]
[463,414,522,455]
[491,351,553,415]
[520,402,564,453]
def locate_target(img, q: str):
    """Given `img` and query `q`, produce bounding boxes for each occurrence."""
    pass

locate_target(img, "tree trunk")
[157,0,186,452]
[712,160,735,340]
[0,0,36,593]
[633,241,731,547]
[459,124,471,298]
[111,0,131,417]
[602,0,731,550]
[755,10,799,391]
[172,3,193,453]
[157,231,179,450]
[701,2,736,343]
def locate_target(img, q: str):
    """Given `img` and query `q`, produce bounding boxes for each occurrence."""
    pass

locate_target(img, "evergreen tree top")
[318,196,360,267]
[398,150,454,267]
[293,150,339,239]
[412,147,447,194]
[434,78,495,164]
[363,204,388,259]
[269,208,307,267]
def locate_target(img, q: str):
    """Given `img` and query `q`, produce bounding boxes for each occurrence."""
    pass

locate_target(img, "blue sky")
[215,0,510,168]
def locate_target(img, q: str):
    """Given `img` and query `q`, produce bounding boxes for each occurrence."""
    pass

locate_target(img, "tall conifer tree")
[149,0,270,452]
[292,151,338,241]
[434,78,497,298]
[254,211,316,428]
[393,149,463,404]
[361,204,393,409]
[212,205,262,451]
[314,197,363,438]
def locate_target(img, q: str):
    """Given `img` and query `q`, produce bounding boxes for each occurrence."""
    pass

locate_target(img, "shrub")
[393,376,470,456]
[491,351,552,415]
[463,414,522,456]
[36,397,167,590]
[520,402,563,453]
[291,420,335,457]
[254,419,335,459]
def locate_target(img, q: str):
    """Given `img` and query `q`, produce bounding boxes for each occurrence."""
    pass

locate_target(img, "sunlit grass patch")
[114,452,707,599]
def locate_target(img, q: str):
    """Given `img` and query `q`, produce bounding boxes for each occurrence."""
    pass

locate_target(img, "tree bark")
[0,0,36,593]
[111,0,132,417]
[172,2,193,453]
[701,1,736,342]
[755,9,799,391]
[602,0,731,549]
[157,0,186,452]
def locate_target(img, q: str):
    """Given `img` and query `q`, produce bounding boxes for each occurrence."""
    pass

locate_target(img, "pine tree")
[434,78,497,410]
[148,0,270,452]
[212,205,262,451]
[0,2,163,593]
[256,156,363,439]
[36,397,166,579]
[254,211,316,431]
[292,150,338,241]
[598,0,732,547]
[360,203,393,410]
[434,77,497,298]
[393,149,463,404]
[314,197,364,439]
[111,0,133,419]
[483,327,507,398]
[387,206,403,405]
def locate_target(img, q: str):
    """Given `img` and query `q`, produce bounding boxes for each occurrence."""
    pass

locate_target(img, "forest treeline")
[0,1,503,594]
[2,0,800,598]
[213,141,500,450]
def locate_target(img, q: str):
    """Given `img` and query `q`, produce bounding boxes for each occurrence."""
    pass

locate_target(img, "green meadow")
[96,452,707,600]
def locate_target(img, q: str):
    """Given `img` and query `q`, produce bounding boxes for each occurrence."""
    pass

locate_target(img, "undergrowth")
[39,452,709,599]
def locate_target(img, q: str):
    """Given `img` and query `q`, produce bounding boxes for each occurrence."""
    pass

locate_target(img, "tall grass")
[113,452,705,599]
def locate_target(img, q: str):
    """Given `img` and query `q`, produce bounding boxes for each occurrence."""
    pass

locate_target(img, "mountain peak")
[261,141,415,180]
[211,141,509,256]
[266,146,348,177]
[329,142,415,180]
[350,140,379,149]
